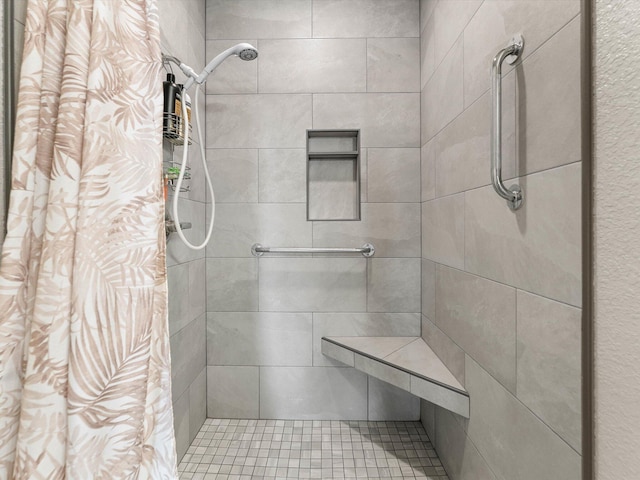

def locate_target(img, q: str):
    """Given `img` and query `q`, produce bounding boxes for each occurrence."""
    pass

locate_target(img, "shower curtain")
[0,0,177,478]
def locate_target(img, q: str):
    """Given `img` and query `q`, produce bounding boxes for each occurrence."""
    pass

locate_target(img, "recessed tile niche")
[307,130,361,221]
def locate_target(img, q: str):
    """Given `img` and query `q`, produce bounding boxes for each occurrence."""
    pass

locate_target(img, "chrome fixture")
[160,42,258,250]
[251,243,375,257]
[165,219,192,238]
[491,34,524,210]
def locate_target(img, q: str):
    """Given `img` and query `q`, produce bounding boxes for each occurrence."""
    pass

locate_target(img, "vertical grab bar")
[491,34,524,210]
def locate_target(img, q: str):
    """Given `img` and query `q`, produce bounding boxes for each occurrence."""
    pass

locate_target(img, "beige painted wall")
[593,1,640,478]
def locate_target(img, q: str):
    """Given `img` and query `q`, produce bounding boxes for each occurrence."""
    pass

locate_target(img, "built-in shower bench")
[321,336,469,418]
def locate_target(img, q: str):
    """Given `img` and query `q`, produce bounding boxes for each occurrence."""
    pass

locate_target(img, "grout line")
[365,37,369,93]
[514,287,518,399]
[430,261,582,310]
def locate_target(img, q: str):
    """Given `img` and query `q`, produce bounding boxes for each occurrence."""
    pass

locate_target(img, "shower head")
[238,47,258,61]
[182,42,258,89]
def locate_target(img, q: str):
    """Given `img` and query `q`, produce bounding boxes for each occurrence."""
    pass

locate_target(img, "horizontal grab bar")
[251,243,375,257]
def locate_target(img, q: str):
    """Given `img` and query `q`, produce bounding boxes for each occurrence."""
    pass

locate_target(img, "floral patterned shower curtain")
[0,0,177,478]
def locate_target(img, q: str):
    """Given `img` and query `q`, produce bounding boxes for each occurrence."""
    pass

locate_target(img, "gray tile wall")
[418,1,583,479]
[0,1,27,249]
[158,0,208,461]
[0,5,4,246]
[205,0,422,422]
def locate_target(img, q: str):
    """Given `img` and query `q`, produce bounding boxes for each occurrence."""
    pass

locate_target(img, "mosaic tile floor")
[178,419,449,479]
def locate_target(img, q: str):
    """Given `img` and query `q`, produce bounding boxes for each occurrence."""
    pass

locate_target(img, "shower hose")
[171,85,215,250]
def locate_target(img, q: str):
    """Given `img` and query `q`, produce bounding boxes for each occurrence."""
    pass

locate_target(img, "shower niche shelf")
[307,129,361,221]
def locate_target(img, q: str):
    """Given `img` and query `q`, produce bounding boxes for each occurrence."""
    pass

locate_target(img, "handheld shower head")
[238,47,258,61]
[182,42,258,89]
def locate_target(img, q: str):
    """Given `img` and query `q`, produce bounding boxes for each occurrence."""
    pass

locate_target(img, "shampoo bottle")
[162,73,178,138]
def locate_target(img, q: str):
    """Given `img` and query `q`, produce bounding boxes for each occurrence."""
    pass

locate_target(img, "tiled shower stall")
[203,0,423,425]
[5,1,584,478]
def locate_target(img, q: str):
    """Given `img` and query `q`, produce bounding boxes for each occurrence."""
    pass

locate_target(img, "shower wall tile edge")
[159,0,208,462]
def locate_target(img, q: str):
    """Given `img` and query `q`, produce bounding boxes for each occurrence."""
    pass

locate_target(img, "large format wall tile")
[465,357,581,480]
[173,389,190,460]
[171,315,207,400]
[463,0,581,107]
[189,368,207,444]
[259,257,367,312]
[205,40,258,94]
[367,38,420,93]
[432,0,482,68]
[422,316,465,387]
[421,259,436,321]
[308,158,360,220]
[422,194,465,269]
[260,367,368,420]
[420,399,436,446]
[419,0,436,34]
[416,0,583,475]
[206,258,258,311]
[160,0,205,71]
[206,94,312,148]
[206,149,258,203]
[465,162,582,307]
[436,265,516,392]
[258,149,307,203]
[367,148,421,202]
[168,263,190,335]
[259,39,366,93]
[435,407,497,480]
[313,203,421,258]
[207,366,259,418]
[367,258,421,313]
[313,93,420,148]
[517,290,582,452]
[421,139,436,201]
[312,313,421,366]
[189,258,207,321]
[207,203,311,257]
[516,18,582,175]
[420,10,435,89]
[206,0,312,39]
[166,199,206,267]
[207,312,313,366]
[421,38,463,143]
[312,0,419,38]
[368,377,420,421]
[435,82,516,198]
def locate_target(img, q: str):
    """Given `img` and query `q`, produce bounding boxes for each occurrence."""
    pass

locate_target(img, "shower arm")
[161,54,199,89]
